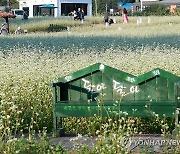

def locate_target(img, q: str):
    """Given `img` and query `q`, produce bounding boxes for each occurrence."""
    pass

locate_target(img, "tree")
[92,0,135,15]
[143,4,168,16]
[94,0,97,16]
[0,0,7,6]
[0,0,19,9]
[92,0,105,15]
[10,0,19,9]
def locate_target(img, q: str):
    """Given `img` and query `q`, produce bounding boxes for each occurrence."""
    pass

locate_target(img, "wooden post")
[172,82,180,137]
[5,17,9,33]
[95,0,97,16]
[141,0,143,12]
[52,85,57,137]
[173,109,179,138]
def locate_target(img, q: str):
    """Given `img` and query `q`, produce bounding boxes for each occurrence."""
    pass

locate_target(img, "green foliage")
[10,0,19,9]
[0,0,19,9]
[92,0,135,15]
[174,9,180,15]
[143,4,170,16]
[0,0,7,6]
[76,116,177,153]
[0,17,105,33]
[0,130,64,153]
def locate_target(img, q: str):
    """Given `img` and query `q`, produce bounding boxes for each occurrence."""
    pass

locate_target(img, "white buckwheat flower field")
[0,16,179,153]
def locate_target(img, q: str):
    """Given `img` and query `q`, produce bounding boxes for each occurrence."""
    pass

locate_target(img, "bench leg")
[53,115,57,137]
[59,117,65,136]
[56,117,65,137]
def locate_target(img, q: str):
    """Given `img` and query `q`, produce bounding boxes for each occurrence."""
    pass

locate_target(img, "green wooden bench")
[50,63,180,136]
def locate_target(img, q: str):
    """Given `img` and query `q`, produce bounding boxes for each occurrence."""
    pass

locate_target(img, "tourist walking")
[122,8,128,24]
[81,8,85,22]
[23,11,28,23]
[77,8,81,20]
[104,11,109,25]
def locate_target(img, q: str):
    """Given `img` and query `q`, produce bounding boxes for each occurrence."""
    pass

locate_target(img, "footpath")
[50,134,179,153]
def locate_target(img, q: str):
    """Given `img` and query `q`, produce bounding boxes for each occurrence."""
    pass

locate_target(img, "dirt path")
[50,134,97,150]
[50,134,178,153]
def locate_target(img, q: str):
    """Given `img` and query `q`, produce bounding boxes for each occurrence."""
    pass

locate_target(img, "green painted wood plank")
[121,82,135,101]
[58,63,137,84]
[102,72,113,101]
[112,79,124,101]
[168,79,175,101]
[159,68,180,82]
[175,82,180,108]
[55,105,175,118]
[104,65,136,84]
[156,76,168,100]
[136,69,161,84]
[57,86,61,102]
[145,77,157,101]
[80,75,92,101]
[70,80,81,101]
[136,68,180,84]
[135,82,146,101]
[52,86,57,133]
[56,101,175,106]
[91,71,103,101]
[58,63,100,83]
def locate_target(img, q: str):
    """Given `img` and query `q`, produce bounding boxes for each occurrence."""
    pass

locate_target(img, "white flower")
[99,64,105,70]
[15,150,20,153]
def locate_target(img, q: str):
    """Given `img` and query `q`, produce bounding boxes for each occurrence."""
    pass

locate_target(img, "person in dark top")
[81,8,85,21]
[104,11,109,24]
[23,11,28,23]
[108,18,114,25]
[77,8,82,20]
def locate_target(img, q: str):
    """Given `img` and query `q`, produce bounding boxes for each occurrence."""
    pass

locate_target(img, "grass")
[0,16,179,153]
[0,15,179,34]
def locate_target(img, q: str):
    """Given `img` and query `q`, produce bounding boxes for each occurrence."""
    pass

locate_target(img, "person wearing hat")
[0,23,8,35]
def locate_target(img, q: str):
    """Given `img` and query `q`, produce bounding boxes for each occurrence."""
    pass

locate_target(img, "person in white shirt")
[15,27,21,35]
[0,23,8,35]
